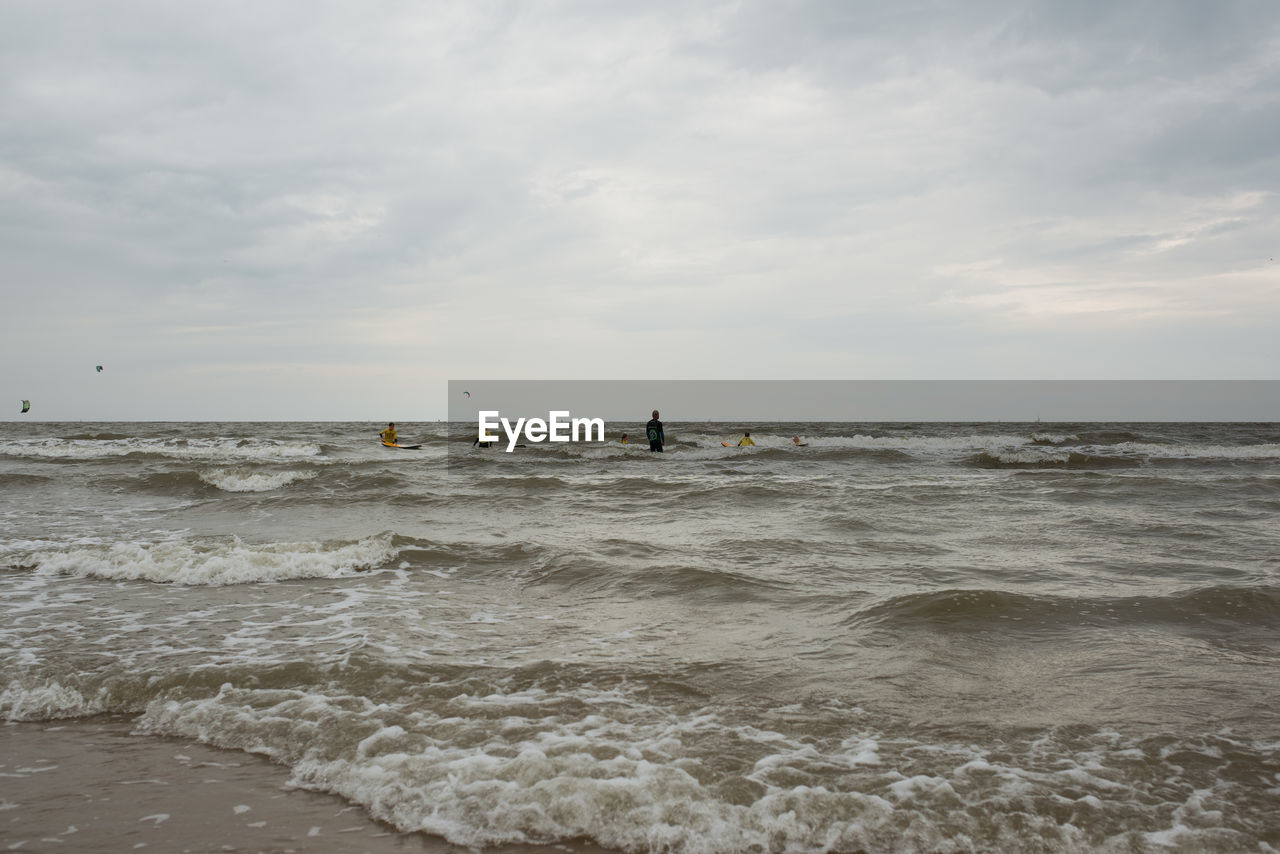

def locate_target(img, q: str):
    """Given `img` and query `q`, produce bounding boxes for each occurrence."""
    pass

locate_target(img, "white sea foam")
[0,680,106,721]
[984,449,1072,465]
[1032,433,1080,444]
[197,468,317,492]
[1112,441,1280,460]
[128,685,1262,854]
[7,534,396,585]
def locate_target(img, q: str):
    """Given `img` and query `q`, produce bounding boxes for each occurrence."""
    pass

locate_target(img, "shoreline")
[1,715,610,854]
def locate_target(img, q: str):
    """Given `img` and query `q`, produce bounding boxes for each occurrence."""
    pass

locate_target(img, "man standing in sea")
[646,410,664,452]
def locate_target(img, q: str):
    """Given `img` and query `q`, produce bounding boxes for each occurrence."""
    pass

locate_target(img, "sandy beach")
[1,716,610,854]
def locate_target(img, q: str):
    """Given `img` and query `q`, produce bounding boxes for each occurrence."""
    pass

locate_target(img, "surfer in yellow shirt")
[738,432,755,447]
[380,423,398,445]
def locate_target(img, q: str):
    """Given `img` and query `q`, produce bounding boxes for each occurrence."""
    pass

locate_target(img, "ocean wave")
[0,679,108,721]
[574,475,678,495]
[1071,429,1149,444]
[393,538,553,577]
[615,564,788,601]
[1113,441,1280,460]
[653,433,1037,460]
[97,466,325,497]
[0,472,53,487]
[457,433,1012,461]
[0,436,324,462]
[4,533,397,585]
[965,450,1142,469]
[520,547,800,601]
[670,434,1280,464]
[5,662,1272,851]
[850,586,1280,630]
[475,474,573,491]
[128,682,1278,854]
[757,433,1034,452]
[197,467,318,492]
[1031,433,1081,445]
[677,482,796,503]
[433,430,1280,467]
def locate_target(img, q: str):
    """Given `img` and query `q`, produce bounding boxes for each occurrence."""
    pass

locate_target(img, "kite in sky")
[96,365,103,372]
[21,400,30,413]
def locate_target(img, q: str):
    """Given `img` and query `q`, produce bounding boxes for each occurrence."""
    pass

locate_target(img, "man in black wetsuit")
[646,409,664,452]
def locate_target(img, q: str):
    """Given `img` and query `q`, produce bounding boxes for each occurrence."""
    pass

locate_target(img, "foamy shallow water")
[2,716,599,854]
[2,421,1278,852]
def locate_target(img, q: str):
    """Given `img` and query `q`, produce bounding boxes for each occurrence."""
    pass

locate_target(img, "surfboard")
[722,441,732,447]
[382,442,422,449]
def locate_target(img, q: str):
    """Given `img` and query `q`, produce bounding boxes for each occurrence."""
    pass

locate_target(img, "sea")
[1,420,1277,853]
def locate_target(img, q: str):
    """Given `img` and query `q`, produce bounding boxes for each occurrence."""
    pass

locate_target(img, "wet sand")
[1,717,610,854]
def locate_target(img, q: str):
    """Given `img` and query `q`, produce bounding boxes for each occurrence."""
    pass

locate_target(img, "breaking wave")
[3,534,397,585]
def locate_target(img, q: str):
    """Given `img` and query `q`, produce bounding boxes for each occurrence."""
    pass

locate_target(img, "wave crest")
[5,534,397,585]
[851,586,1280,630]
[0,680,107,721]
[197,468,317,492]
[965,450,1141,469]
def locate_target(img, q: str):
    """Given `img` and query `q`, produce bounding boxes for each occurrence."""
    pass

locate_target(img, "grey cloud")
[1,1,1276,419]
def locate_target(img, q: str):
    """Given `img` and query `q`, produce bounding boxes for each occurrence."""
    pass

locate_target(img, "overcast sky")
[2,1,1277,420]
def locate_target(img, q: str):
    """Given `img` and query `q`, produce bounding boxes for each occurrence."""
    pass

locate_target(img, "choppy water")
[2,421,1278,852]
